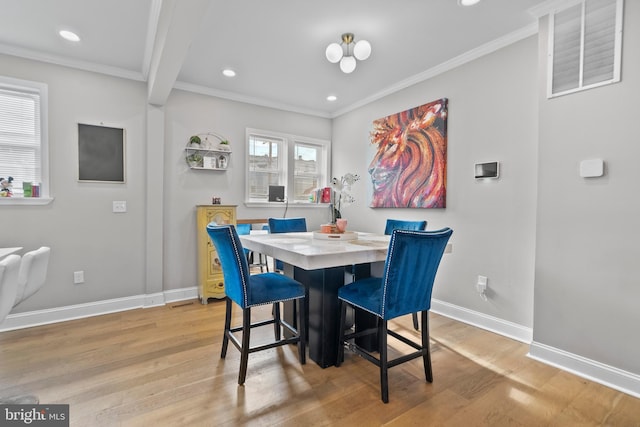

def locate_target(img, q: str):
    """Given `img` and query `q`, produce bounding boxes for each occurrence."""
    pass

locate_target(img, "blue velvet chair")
[384,219,427,235]
[336,228,453,403]
[384,219,427,330]
[267,217,307,272]
[236,223,269,272]
[206,224,306,385]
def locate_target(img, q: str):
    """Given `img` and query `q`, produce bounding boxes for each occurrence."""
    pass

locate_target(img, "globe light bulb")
[354,40,371,61]
[339,56,356,73]
[325,43,343,63]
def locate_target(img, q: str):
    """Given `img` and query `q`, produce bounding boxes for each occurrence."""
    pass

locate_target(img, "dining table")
[239,231,391,368]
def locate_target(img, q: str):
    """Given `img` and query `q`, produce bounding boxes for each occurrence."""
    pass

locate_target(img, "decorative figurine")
[0,176,13,197]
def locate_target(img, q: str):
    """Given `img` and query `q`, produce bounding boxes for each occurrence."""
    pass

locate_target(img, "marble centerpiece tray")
[312,231,358,241]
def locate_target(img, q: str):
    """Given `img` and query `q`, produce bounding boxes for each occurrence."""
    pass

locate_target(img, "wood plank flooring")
[1,300,639,426]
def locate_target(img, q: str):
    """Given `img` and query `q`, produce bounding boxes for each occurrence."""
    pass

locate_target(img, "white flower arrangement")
[331,172,360,221]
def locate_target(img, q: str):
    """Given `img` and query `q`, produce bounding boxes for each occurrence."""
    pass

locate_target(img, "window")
[548,0,623,97]
[246,128,330,204]
[0,76,49,202]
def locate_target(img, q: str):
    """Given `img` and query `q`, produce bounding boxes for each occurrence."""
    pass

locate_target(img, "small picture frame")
[202,156,216,169]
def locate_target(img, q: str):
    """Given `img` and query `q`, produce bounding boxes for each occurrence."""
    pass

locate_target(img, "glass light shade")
[325,43,343,63]
[353,40,371,61]
[339,56,356,73]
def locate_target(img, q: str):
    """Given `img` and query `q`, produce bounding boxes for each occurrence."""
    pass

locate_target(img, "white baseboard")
[430,298,640,399]
[164,287,199,303]
[430,298,533,343]
[0,287,199,332]
[528,341,640,399]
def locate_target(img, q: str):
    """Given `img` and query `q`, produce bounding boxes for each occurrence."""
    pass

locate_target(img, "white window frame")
[547,0,623,98]
[245,128,330,206]
[0,75,51,205]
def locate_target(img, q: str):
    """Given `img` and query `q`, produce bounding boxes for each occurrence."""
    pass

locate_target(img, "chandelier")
[325,33,371,74]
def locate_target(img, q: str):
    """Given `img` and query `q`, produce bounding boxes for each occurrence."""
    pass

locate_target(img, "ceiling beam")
[147,0,210,106]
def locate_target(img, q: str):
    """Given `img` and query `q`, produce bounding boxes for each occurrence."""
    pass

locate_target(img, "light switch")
[113,201,127,213]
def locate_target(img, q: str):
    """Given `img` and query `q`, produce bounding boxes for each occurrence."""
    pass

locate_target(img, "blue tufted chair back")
[379,228,452,320]
[267,218,307,271]
[235,223,252,257]
[206,224,251,308]
[384,219,427,235]
[267,217,307,234]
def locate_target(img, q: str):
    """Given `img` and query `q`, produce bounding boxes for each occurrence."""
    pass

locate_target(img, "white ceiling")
[0,0,548,118]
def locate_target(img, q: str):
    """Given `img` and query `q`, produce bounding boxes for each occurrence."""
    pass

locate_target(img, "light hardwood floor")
[1,299,639,426]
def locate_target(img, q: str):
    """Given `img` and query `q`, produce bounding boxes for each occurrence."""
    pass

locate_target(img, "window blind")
[550,0,621,97]
[0,87,42,196]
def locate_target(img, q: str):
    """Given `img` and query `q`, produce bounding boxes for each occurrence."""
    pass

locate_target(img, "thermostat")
[579,159,604,178]
[475,162,499,179]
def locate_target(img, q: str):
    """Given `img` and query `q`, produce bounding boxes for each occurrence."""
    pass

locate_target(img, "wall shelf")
[185,132,231,170]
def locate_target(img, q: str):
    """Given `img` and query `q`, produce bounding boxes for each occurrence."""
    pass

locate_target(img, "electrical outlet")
[74,270,85,284]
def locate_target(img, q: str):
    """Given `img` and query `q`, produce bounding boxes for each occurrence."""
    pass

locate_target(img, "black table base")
[283,263,378,368]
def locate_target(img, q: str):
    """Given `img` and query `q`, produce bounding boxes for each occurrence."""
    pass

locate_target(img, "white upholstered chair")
[1,247,50,405]
[14,246,50,306]
[0,254,21,324]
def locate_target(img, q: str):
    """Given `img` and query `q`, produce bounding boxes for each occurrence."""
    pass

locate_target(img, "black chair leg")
[422,310,433,383]
[412,312,420,330]
[221,297,232,358]
[238,307,251,385]
[336,300,347,366]
[379,319,389,403]
[297,298,306,364]
[273,302,281,341]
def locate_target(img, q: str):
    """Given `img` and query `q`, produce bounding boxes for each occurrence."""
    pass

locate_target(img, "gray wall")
[162,89,332,291]
[1,55,331,312]
[533,3,640,375]
[332,36,539,329]
[1,54,148,311]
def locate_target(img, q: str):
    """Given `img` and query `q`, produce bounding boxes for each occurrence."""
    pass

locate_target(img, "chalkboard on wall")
[78,123,125,182]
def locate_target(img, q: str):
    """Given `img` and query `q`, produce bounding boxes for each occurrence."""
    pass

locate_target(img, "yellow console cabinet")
[196,205,237,303]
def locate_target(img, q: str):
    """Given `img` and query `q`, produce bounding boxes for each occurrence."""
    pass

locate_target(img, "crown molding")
[0,43,145,82]
[331,22,539,118]
[173,80,333,119]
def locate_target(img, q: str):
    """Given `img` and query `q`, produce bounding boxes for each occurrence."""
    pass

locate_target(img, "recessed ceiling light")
[222,69,236,77]
[327,95,337,102]
[59,30,80,42]
[458,0,481,5]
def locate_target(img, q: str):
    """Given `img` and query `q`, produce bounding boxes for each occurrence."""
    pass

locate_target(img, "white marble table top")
[239,231,390,270]
[0,247,22,259]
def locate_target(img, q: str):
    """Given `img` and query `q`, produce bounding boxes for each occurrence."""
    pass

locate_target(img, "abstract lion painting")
[368,98,448,208]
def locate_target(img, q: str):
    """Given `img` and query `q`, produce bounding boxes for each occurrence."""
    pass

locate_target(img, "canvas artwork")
[369,98,447,208]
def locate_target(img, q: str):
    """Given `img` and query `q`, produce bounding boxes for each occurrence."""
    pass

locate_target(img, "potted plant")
[218,139,231,151]
[186,153,203,167]
[189,135,201,147]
